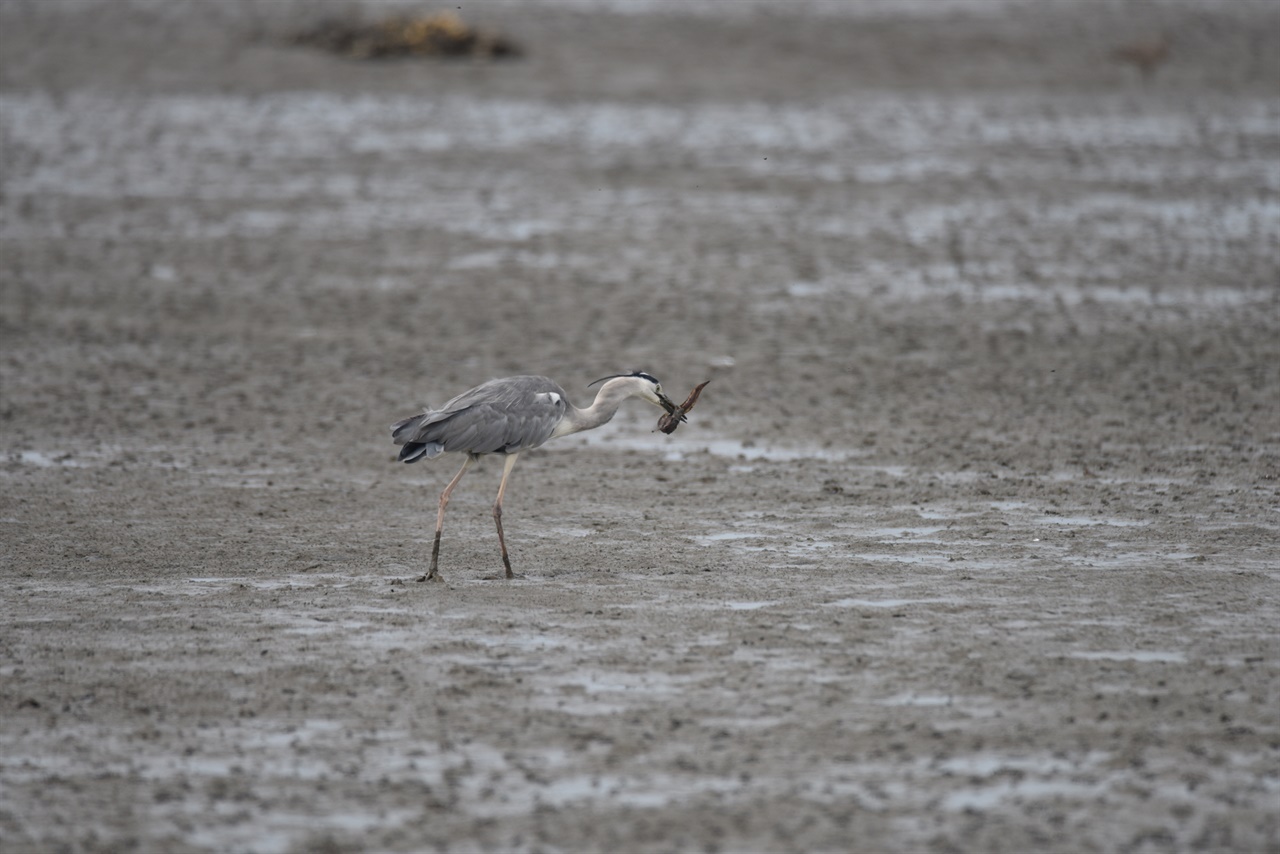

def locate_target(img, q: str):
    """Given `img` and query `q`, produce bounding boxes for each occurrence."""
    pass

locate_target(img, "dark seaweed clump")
[292,11,522,60]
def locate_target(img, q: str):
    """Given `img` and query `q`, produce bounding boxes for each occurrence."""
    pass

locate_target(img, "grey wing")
[393,376,568,458]
[436,394,566,454]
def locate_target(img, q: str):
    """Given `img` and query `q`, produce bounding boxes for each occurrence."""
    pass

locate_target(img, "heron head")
[589,371,680,415]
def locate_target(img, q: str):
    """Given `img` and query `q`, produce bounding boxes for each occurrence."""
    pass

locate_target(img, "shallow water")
[5,91,1276,309]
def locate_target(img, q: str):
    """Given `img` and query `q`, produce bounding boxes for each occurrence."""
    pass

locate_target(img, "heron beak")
[656,390,681,417]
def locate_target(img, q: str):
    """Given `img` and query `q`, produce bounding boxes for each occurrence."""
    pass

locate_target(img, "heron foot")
[415,572,444,583]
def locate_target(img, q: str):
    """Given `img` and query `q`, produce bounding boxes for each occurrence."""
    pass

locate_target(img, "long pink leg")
[492,453,520,579]
[428,455,474,581]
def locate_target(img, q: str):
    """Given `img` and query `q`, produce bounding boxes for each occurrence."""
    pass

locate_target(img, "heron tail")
[398,441,439,463]
[391,413,445,463]
[391,413,426,444]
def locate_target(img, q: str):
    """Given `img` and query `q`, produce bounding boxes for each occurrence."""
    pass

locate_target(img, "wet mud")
[2,1,1278,851]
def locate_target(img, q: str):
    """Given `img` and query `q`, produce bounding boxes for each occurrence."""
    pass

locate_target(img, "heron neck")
[556,384,631,437]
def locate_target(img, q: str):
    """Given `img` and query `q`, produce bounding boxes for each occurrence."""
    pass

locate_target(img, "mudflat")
[2,1,1277,851]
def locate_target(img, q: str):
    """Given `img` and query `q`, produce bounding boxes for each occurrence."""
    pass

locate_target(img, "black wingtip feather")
[398,442,429,463]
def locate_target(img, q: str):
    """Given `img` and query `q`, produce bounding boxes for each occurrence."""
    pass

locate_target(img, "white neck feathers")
[551,377,651,438]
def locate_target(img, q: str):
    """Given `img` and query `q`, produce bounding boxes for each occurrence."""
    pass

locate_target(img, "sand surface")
[2,1,1278,851]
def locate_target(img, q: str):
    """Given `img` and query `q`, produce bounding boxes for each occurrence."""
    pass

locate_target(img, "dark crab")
[656,381,710,434]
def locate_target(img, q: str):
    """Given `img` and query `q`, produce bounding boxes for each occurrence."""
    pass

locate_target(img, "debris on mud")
[657,381,710,434]
[1111,34,1170,78]
[291,11,522,61]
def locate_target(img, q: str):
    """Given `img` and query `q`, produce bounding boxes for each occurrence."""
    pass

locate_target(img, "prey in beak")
[656,381,710,434]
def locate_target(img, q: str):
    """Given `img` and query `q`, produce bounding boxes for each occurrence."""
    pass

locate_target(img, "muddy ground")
[1,1,1278,851]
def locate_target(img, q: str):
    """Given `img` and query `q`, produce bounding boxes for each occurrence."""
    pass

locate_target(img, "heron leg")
[428,455,474,581]
[492,453,520,579]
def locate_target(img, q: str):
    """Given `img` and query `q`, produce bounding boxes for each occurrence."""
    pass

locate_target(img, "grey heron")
[391,371,680,580]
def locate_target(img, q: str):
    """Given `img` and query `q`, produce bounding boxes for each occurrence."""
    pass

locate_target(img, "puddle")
[7,450,91,468]
[934,750,1120,811]
[543,527,596,539]
[783,274,1276,310]
[696,532,768,543]
[186,573,361,590]
[1068,650,1188,663]
[575,427,856,463]
[943,777,1110,812]
[521,770,743,813]
[876,694,955,707]
[693,529,835,558]
[576,670,688,696]
[862,526,946,539]
[1036,516,1150,527]
[937,751,1111,777]
[468,632,573,654]
[4,445,194,473]
[823,598,950,609]
[849,553,949,566]
[792,540,835,552]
